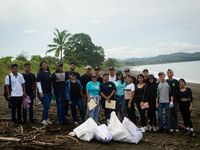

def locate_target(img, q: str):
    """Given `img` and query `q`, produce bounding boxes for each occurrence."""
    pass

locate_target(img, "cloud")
[105,42,200,59]
[22,29,39,34]
[91,19,107,24]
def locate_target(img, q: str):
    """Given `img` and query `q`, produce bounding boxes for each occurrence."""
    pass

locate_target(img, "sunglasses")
[92,76,97,78]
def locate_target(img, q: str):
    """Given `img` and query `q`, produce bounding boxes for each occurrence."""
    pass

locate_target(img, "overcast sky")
[0,0,200,59]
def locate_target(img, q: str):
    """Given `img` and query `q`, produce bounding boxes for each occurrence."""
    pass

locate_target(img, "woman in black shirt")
[178,78,195,137]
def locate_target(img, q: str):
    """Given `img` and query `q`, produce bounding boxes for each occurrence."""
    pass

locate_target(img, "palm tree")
[46,28,71,61]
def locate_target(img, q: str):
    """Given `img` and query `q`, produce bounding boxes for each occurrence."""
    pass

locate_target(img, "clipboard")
[105,100,116,110]
[87,99,97,111]
[124,90,132,100]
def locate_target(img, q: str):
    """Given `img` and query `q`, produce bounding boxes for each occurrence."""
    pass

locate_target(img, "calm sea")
[132,61,200,84]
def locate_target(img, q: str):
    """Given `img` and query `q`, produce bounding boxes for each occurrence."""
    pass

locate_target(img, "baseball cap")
[95,66,100,71]
[109,66,115,70]
[85,65,92,69]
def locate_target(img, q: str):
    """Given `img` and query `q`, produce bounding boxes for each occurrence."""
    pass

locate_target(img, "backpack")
[4,75,12,101]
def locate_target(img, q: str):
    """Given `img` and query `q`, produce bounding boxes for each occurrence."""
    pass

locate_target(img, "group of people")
[4,61,195,137]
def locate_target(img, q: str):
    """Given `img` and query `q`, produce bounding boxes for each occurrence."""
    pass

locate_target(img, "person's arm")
[128,91,135,108]
[189,88,193,112]
[21,75,26,96]
[36,73,44,98]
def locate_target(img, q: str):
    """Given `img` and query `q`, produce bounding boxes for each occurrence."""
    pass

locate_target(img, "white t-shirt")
[125,83,135,91]
[109,75,116,83]
[5,73,25,97]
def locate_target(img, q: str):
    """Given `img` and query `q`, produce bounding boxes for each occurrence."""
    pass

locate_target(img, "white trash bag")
[95,124,112,143]
[108,112,134,143]
[122,117,143,144]
[73,118,98,142]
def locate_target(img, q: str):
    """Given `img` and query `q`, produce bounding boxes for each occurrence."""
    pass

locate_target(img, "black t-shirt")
[65,70,80,80]
[100,82,116,101]
[70,81,81,100]
[37,71,51,94]
[22,73,36,95]
[80,74,92,94]
[166,79,179,100]
[178,88,193,102]
[51,71,66,95]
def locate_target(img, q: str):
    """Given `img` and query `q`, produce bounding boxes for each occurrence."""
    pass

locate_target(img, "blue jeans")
[88,96,100,123]
[158,103,171,129]
[41,93,52,121]
[55,94,66,124]
[23,94,34,122]
[115,95,125,120]
[71,97,85,122]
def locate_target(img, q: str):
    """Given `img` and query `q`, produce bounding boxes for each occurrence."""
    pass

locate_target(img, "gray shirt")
[157,81,171,103]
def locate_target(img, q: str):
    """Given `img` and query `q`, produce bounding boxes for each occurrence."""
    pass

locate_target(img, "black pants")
[125,100,136,124]
[179,101,193,128]
[136,102,147,127]
[11,97,23,123]
[23,94,34,122]
[148,105,157,126]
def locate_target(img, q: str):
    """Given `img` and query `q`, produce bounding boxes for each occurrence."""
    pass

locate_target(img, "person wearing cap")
[80,65,92,114]
[124,68,136,84]
[95,66,103,83]
[166,69,179,133]
[108,67,116,83]
[65,72,85,125]
[5,63,26,124]
[145,74,158,132]
[65,62,80,80]
[86,73,101,123]
[156,72,174,134]
[114,71,126,121]
[51,61,67,125]
[36,61,52,126]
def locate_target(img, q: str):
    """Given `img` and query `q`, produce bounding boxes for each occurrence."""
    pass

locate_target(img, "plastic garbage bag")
[73,118,98,142]
[108,112,134,143]
[122,117,143,144]
[95,124,112,143]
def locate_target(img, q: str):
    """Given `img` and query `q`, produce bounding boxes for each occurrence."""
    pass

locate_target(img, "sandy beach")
[0,78,199,149]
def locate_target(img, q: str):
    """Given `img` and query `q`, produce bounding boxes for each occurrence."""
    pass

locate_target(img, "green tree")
[104,58,118,67]
[46,28,71,61]
[15,53,27,62]
[30,55,43,62]
[64,33,105,67]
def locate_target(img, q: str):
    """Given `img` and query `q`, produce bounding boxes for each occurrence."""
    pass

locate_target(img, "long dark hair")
[39,60,50,72]
[116,71,125,84]
[136,74,145,84]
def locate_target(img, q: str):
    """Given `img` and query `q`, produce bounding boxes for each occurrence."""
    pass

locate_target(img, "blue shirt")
[114,80,126,96]
[86,81,100,96]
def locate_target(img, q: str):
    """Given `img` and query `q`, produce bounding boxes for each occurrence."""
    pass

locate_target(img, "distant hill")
[121,52,200,65]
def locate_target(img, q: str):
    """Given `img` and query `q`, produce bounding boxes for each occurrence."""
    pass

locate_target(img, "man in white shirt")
[5,64,25,123]
[108,67,116,83]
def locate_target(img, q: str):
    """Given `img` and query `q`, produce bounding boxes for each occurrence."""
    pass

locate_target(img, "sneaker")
[175,129,179,132]
[41,120,48,126]
[157,127,164,133]
[141,127,146,133]
[74,121,79,126]
[148,126,152,131]
[189,131,195,137]
[47,120,52,125]
[153,126,157,132]
[170,129,174,132]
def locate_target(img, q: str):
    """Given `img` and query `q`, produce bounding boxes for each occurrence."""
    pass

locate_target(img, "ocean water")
[132,61,200,84]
